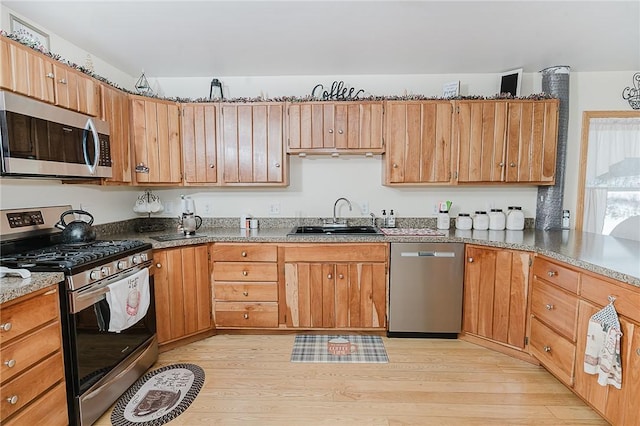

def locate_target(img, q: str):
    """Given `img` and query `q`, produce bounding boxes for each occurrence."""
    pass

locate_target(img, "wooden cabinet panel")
[531,278,579,341]
[0,288,58,346]
[287,101,384,154]
[463,245,529,349]
[580,273,640,324]
[530,317,576,386]
[532,256,579,294]
[4,382,67,426]
[283,244,387,263]
[211,243,277,262]
[385,100,453,184]
[213,282,278,302]
[130,95,182,184]
[3,39,55,103]
[101,84,132,183]
[213,262,278,282]
[214,302,278,327]
[154,245,212,344]
[0,37,12,90]
[181,103,217,184]
[220,102,286,185]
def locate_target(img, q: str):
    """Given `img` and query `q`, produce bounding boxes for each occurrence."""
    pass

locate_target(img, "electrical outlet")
[269,202,280,215]
[203,201,213,215]
[360,201,369,215]
[164,201,174,214]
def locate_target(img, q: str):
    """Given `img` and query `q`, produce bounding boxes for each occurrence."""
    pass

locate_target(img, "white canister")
[506,206,525,230]
[473,211,489,230]
[489,209,506,230]
[456,213,472,230]
[436,211,450,230]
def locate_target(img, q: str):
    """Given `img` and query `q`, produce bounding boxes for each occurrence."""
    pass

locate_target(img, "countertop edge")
[0,272,65,304]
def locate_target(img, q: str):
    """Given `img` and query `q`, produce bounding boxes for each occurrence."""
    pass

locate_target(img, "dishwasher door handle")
[400,251,456,257]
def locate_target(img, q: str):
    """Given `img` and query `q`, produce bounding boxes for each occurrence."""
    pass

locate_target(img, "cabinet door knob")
[636,348,640,356]
[241,251,247,257]
[545,304,554,310]
[58,78,67,84]
[243,291,249,297]
[0,322,12,332]
[547,270,557,277]
[46,72,54,79]
[6,395,18,405]
[338,129,344,134]
[543,345,551,352]
[274,162,281,168]
[392,163,398,169]
[499,162,505,167]
[328,129,334,134]
[338,274,344,279]
[242,270,248,276]
[156,263,162,268]
[327,274,332,279]
[509,162,516,167]
[467,257,474,263]
[243,313,249,319]
[209,163,215,168]
[4,359,16,368]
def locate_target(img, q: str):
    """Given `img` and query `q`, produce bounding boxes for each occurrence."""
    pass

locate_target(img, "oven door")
[66,267,157,397]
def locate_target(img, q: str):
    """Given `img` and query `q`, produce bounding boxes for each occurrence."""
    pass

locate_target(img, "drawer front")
[0,351,64,421]
[529,317,576,386]
[211,244,277,262]
[581,273,640,324]
[213,262,278,281]
[213,282,278,302]
[4,382,67,426]
[0,288,58,345]
[284,243,388,263]
[0,322,61,383]
[531,278,579,341]
[214,302,279,327]
[533,257,579,294]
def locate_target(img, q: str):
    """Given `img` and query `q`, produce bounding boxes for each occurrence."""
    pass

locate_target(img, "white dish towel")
[583,302,623,389]
[105,268,150,333]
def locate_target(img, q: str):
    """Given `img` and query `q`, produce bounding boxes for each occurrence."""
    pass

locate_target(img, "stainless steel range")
[0,205,157,426]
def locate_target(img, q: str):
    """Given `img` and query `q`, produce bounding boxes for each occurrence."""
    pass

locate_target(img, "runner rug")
[111,363,204,426]
[290,334,389,363]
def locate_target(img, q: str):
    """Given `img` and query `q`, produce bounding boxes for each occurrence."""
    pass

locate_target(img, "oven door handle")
[72,265,150,313]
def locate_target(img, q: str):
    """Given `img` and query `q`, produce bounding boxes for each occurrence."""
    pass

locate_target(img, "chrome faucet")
[332,197,352,225]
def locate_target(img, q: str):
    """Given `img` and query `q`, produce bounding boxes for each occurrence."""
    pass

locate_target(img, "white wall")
[0,9,635,226]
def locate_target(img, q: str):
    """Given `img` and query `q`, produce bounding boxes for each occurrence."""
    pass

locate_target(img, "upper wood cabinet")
[0,36,99,116]
[455,99,559,184]
[384,100,453,185]
[100,84,131,184]
[287,101,384,154]
[219,102,287,186]
[463,245,530,350]
[181,103,218,185]
[130,95,182,185]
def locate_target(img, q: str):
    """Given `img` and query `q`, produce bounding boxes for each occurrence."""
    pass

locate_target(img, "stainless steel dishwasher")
[388,242,464,338]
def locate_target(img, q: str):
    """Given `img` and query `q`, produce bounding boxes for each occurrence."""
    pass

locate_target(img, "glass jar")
[456,213,472,230]
[506,206,525,230]
[489,208,506,230]
[473,211,489,230]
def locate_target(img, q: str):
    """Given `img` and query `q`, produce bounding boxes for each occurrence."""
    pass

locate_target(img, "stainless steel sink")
[150,233,207,242]
[287,225,382,236]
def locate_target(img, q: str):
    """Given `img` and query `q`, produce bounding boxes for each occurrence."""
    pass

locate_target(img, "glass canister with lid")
[489,208,506,230]
[473,211,489,230]
[456,213,472,230]
[506,206,525,230]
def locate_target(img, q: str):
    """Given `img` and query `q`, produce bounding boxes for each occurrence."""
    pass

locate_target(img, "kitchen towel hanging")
[583,298,623,389]
[106,268,150,333]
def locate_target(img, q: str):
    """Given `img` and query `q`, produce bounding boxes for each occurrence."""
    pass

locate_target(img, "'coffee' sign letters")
[312,81,365,100]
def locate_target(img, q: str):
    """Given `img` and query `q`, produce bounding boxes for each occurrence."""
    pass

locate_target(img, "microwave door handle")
[83,118,99,175]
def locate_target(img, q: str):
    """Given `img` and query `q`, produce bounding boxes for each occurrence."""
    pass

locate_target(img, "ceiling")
[3,1,639,78]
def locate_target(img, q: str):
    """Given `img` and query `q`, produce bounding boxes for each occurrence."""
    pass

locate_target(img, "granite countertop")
[2,226,638,305]
[114,226,640,287]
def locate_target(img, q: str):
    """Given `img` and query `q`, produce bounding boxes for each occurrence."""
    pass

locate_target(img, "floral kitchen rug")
[290,335,389,363]
[111,363,204,426]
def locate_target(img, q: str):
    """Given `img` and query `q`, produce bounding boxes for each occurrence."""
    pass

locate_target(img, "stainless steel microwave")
[0,90,112,179]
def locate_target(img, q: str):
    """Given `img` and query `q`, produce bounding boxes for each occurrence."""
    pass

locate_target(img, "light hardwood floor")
[96,334,607,425]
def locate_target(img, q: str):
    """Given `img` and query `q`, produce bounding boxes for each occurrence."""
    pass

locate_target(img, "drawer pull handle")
[0,322,12,332]
[241,251,247,257]
[468,257,474,263]
[498,162,505,167]
[209,163,215,168]
[242,271,248,276]
[4,359,16,368]
[327,274,332,279]
[545,304,554,310]
[243,291,249,297]
[328,129,334,134]
[338,274,344,279]
[6,395,18,405]
[543,345,551,352]
[547,270,557,277]
[46,72,54,79]
[392,163,398,169]
[243,313,249,319]
[58,78,67,84]
[509,162,516,167]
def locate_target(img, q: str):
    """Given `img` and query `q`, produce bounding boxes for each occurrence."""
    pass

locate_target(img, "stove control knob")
[117,261,127,270]
[101,267,110,276]
[90,270,101,280]
[132,255,141,265]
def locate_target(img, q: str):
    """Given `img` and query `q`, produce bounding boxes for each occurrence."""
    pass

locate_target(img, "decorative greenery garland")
[1,30,556,103]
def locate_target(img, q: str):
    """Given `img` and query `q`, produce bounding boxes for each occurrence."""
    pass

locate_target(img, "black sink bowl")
[288,225,382,236]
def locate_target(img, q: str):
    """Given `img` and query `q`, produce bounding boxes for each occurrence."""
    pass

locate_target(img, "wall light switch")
[269,202,281,215]
[360,201,369,215]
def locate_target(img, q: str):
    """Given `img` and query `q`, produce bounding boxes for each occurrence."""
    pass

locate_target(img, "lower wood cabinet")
[282,244,387,329]
[211,243,279,328]
[0,285,67,426]
[462,245,530,350]
[153,245,212,345]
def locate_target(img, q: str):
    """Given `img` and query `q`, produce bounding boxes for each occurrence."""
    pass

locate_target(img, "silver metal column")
[535,66,571,230]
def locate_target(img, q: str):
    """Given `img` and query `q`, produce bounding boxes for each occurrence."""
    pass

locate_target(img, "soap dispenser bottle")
[381,210,388,227]
[388,210,396,228]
